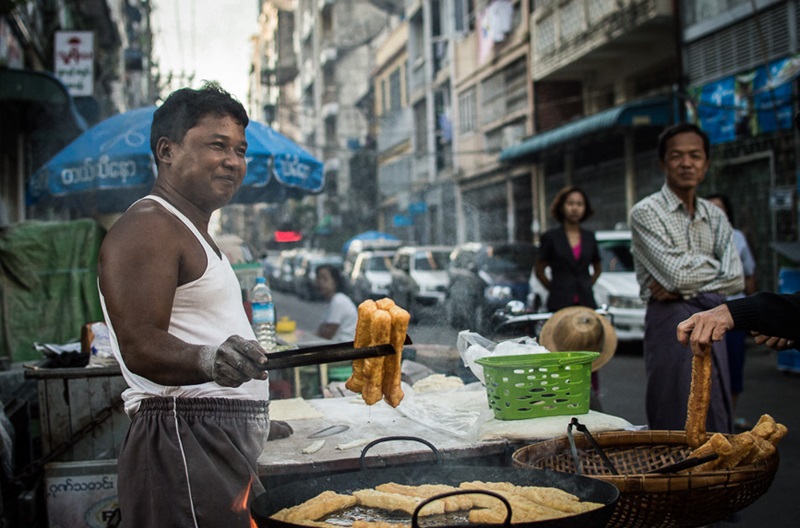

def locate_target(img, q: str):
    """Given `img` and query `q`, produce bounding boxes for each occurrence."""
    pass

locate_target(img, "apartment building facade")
[2,0,154,225]
[679,0,800,290]
[451,0,534,244]
[500,0,677,237]
[294,0,400,248]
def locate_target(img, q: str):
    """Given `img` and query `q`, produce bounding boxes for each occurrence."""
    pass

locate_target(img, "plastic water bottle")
[251,277,277,351]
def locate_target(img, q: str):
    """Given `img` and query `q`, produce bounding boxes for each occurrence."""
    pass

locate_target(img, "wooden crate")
[25,366,128,462]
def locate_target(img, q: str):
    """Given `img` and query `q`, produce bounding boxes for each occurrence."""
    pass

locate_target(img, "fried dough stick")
[685,346,713,449]
[740,435,776,465]
[457,482,569,521]
[683,432,732,472]
[469,481,602,514]
[272,491,357,523]
[362,310,392,404]
[352,489,445,516]
[375,298,396,311]
[383,306,410,407]
[346,300,377,393]
[375,483,472,512]
[718,431,756,469]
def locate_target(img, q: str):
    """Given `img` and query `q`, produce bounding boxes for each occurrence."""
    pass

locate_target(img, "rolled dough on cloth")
[269,397,324,421]
[478,410,636,442]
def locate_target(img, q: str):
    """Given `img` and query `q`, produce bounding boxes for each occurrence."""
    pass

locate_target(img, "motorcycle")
[489,301,614,342]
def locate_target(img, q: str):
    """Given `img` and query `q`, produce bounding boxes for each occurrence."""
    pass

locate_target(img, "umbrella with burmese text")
[27,106,324,215]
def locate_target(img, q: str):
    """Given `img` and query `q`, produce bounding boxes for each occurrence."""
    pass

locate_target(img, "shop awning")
[499,95,672,163]
[0,68,88,131]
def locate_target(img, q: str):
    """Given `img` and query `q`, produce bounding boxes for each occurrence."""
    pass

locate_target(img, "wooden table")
[257,397,520,486]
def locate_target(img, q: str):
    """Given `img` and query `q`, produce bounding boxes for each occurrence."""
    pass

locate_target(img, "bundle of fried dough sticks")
[345,298,410,407]
[682,414,788,473]
[270,480,604,527]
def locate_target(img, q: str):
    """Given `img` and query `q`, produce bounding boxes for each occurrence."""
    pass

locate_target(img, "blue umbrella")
[342,231,401,254]
[27,106,324,214]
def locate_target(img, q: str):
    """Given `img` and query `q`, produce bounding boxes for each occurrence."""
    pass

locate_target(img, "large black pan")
[252,437,619,528]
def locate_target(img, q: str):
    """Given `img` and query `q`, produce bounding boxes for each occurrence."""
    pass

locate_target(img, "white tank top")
[99,195,268,416]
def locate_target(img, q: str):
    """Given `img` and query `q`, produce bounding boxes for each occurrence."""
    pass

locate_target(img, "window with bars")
[536,12,557,55]
[479,59,527,126]
[560,0,584,41]
[389,68,403,112]
[459,88,477,135]
[685,2,791,85]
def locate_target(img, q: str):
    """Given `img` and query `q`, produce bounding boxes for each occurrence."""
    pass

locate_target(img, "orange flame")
[231,476,259,528]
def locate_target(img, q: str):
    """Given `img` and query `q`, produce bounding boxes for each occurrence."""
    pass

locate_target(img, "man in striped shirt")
[630,123,743,434]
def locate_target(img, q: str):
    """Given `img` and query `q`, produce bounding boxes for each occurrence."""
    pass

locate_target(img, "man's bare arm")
[98,204,266,386]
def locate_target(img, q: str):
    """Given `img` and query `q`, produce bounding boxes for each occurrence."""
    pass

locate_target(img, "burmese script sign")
[54,31,94,96]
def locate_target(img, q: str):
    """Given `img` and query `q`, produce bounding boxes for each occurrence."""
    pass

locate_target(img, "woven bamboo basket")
[512,429,778,528]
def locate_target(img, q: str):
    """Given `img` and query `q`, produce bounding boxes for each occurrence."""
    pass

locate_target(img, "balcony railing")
[532,0,671,80]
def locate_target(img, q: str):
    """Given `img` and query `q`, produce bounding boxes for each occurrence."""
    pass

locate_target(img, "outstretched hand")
[199,335,269,387]
[676,304,734,356]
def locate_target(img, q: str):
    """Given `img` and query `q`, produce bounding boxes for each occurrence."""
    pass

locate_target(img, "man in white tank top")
[98,83,271,527]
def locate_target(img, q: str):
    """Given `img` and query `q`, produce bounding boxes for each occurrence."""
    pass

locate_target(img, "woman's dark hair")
[658,122,710,161]
[317,264,346,293]
[150,81,248,166]
[706,192,735,227]
[550,186,594,223]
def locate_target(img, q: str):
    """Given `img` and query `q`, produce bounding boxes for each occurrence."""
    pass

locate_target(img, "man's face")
[660,131,709,193]
[166,113,248,209]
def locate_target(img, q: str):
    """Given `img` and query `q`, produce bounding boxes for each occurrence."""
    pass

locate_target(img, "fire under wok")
[252,437,619,528]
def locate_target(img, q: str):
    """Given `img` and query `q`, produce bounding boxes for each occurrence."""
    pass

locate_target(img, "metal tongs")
[264,335,412,371]
[567,418,619,475]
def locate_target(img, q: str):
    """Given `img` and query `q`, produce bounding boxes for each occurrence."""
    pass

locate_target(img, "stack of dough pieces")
[683,414,788,472]
[345,298,410,407]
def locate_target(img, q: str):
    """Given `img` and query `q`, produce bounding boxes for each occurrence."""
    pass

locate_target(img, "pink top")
[572,241,582,303]
[572,241,582,261]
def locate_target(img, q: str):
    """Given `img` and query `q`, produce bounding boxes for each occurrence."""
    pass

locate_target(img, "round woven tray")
[512,430,778,528]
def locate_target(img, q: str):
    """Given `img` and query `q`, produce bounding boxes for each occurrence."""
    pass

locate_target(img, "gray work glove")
[198,335,269,387]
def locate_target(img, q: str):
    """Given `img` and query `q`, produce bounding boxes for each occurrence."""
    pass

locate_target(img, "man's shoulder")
[102,199,180,248]
[630,191,662,218]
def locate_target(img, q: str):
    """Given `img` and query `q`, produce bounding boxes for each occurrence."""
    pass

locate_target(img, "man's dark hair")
[150,82,249,166]
[706,192,735,227]
[658,122,710,161]
[317,264,346,293]
[550,185,594,223]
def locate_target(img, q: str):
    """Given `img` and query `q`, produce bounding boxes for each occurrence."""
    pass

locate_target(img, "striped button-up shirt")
[630,184,744,302]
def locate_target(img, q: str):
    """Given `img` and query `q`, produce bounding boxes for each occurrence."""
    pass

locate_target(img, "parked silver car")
[388,245,452,319]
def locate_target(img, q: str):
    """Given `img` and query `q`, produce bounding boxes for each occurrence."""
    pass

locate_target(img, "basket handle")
[567,418,619,475]
[557,353,600,366]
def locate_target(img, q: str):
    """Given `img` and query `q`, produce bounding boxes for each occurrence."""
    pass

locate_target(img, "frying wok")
[252,437,619,528]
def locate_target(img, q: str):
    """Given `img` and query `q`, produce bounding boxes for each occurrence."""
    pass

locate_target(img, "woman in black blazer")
[535,186,601,312]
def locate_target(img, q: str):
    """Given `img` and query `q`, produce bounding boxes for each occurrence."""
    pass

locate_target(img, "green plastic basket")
[475,352,599,420]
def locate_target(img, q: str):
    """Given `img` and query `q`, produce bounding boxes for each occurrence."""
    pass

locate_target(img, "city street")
[274,290,800,527]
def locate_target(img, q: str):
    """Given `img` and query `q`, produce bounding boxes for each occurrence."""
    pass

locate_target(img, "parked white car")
[529,230,645,341]
[388,245,452,320]
[348,250,395,304]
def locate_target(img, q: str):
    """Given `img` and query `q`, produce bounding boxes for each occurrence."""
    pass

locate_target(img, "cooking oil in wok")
[324,505,471,527]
